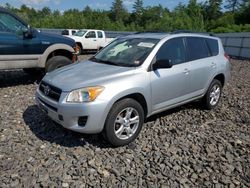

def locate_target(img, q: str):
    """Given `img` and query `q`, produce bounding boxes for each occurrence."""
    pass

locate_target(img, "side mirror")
[23,27,33,39]
[153,59,172,70]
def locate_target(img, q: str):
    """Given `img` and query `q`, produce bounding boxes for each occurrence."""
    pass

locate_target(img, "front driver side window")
[156,37,186,65]
[85,31,96,38]
[0,12,27,35]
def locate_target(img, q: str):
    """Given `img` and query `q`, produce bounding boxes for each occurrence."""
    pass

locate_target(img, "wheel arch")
[214,73,225,87]
[116,93,148,119]
[38,44,74,68]
[76,42,83,50]
[99,89,151,133]
[103,92,149,122]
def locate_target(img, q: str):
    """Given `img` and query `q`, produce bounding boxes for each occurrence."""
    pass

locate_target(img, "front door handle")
[93,39,97,41]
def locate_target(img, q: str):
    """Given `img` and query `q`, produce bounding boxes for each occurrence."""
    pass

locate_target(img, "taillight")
[224,53,230,61]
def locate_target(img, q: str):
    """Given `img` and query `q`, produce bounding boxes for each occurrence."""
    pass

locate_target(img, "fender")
[98,88,151,132]
[203,71,225,96]
[38,43,74,68]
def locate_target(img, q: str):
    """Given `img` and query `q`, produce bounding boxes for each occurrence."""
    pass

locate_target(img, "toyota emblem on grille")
[44,85,51,96]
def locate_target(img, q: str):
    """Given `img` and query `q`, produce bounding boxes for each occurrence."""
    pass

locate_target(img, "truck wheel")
[76,44,82,55]
[46,56,71,72]
[103,98,144,147]
[202,79,222,110]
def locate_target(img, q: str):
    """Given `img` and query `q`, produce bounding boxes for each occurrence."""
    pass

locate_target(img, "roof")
[124,31,219,40]
[125,32,170,39]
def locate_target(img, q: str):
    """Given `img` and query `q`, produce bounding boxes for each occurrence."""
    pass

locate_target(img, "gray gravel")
[0,57,249,187]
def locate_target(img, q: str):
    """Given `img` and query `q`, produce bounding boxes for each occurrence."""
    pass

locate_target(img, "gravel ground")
[0,57,249,187]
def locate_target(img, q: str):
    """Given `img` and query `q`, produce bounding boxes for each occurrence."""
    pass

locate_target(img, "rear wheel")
[45,56,72,72]
[202,79,222,110]
[103,98,144,147]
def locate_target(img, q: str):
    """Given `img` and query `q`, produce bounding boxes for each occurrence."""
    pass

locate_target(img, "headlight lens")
[66,86,104,103]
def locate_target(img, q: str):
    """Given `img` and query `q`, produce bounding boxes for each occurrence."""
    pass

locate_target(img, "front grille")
[39,81,62,102]
[38,98,58,112]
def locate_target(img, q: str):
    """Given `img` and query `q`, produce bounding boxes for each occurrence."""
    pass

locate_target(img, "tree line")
[1,0,250,33]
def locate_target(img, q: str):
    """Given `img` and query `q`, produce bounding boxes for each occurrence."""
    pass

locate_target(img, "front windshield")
[92,38,159,67]
[73,30,87,37]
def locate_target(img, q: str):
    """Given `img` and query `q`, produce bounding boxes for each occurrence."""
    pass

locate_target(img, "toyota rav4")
[36,32,230,146]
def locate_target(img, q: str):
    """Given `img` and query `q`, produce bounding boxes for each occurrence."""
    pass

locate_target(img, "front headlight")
[66,86,104,103]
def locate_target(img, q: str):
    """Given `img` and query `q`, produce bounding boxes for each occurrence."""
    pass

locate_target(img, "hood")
[67,35,82,42]
[38,30,75,47]
[43,60,135,91]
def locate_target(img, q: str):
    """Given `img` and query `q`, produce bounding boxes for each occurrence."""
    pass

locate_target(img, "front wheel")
[45,56,72,72]
[103,98,145,147]
[75,44,82,55]
[202,79,222,110]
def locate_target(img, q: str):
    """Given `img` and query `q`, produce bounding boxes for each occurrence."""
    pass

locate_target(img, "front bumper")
[35,88,109,134]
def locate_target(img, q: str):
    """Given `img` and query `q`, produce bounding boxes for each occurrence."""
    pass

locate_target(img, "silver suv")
[36,32,230,146]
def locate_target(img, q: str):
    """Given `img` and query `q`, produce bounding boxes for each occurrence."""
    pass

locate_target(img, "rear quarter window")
[186,37,210,61]
[98,31,103,38]
[206,38,219,56]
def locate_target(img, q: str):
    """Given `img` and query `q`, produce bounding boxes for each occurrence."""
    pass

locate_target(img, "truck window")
[0,12,27,35]
[0,20,8,32]
[74,30,87,37]
[61,29,69,35]
[72,30,76,35]
[85,31,96,38]
[97,31,103,38]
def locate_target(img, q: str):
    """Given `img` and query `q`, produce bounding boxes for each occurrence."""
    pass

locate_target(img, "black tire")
[103,98,145,147]
[76,43,82,55]
[45,56,72,72]
[202,79,222,110]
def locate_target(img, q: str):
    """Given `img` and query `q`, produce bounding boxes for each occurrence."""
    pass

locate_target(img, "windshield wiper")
[90,57,119,66]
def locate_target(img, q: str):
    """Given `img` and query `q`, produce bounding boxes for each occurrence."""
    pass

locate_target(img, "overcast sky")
[0,0,208,12]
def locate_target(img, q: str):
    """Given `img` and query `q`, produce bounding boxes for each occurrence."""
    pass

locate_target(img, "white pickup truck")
[67,29,115,54]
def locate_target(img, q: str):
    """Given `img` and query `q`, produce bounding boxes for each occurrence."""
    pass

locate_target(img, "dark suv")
[0,8,77,73]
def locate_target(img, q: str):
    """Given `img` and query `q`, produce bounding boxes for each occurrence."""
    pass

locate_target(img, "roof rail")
[135,31,168,34]
[171,30,214,36]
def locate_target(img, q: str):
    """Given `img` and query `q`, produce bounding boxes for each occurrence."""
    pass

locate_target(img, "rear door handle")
[183,68,189,75]
[93,39,97,41]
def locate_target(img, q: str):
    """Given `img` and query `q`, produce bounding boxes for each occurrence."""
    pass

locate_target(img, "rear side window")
[97,31,103,38]
[156,37,186,65]
[206,38,219,56]
[186,37,210,61]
